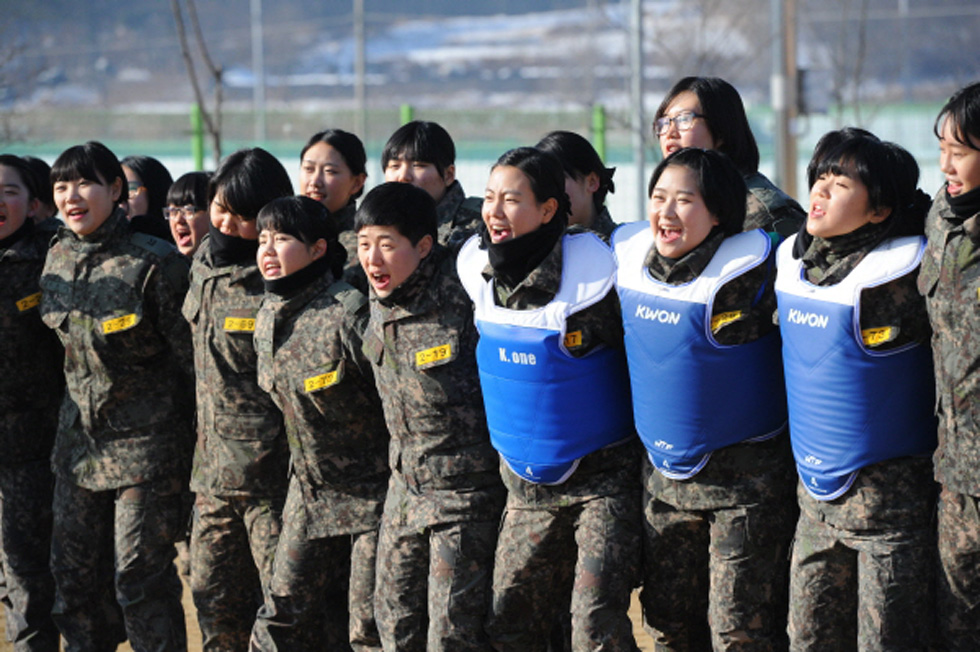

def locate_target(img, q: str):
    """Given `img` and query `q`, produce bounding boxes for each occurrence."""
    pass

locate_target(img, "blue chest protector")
[613,223,787,479]
[775,234,937,500]
[457,233,634,485]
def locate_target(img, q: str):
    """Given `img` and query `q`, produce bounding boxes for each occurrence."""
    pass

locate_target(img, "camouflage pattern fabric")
[190,492,282,652]
[50,474,185,652]
[39,209,195,489]
[638,230,797,651]
[183,236,289,498]
[332,203,369,295]
[249,270,388,651]
[787,458,937,651]
[0,221,62,651]
[38,210,193,650]
[743,171,806,237]
[473,234,641,651]
[436,180,484,253]
[918,189,980,649]
[362,246,504,651]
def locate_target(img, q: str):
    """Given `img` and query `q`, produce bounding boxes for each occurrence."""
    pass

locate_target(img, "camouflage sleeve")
[146,254,195,381]
[711,249,778,346]
[565,289,624,357]
[342,299,377,387]
[858,270,931,350]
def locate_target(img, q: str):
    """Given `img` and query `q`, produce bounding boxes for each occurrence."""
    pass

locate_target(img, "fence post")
[191,103,204,171]
[591,104,606,162]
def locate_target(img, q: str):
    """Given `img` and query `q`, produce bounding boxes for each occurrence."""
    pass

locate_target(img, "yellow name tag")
[862,326,894,347]
[416,344,451,367]
[16,292,41,312]
[564,330,583,348]
[304,371,339,393]
[710,310,742,333]
[224,317,256,332]
[102,313,137,334]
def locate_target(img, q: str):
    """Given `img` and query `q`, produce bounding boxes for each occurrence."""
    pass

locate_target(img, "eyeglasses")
[653,111,705,136]
[162,205,203,220]
[127,181,146,198]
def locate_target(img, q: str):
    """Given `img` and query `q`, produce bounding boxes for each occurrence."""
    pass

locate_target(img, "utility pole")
[250,0,266,143]
[629,0,645,222]
[354,0,366,138]
[770,0,797,195]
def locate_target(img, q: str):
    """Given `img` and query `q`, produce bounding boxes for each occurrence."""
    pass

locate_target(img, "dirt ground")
[0,579,655,651]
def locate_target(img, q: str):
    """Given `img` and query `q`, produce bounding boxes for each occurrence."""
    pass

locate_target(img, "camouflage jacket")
[918,188,980,495]
[39,209,195,489]
[0,220,64,464]
[333,202,369,295]
[744,171,806,237]
[183,237,289,497]
[363,245,504,529]
[567,206,618,244]
[255,269,389,538]
[481,232,639,505]
[436,180,484,253]
[643,228,795,510]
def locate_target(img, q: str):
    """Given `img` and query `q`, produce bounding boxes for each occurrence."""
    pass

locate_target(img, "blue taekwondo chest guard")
[457,232,634,485]
[613,223,787,479]
[775,234,937,501]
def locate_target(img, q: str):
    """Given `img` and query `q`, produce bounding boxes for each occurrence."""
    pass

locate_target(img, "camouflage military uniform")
[39,208,194,652]
[436,180,484,252]
[786,227,937,651]
[918,188,980,651]
[744,172,806,238]
[184,236,289,652]
[333,203,369,295]
[361,245,505,652]
[469,234,642,652]
[0,220,62,652]
[638,229,798,652]
[250,265,389,652]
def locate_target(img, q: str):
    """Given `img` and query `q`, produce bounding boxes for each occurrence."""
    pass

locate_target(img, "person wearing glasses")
[165,171,212,258]
[653,77,805,238]
[122,154,175,243]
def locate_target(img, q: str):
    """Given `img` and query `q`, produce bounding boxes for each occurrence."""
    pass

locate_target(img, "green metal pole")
[400,104,414,125]
[191,103,204,171]
[591,104,606,162]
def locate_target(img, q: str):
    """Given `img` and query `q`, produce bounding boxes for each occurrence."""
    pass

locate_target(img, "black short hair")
[50,141,125,201]
[381,121,456,177]
[812,134,928,236]
[0,154,40,201]
[806,127,879,188]
[20,156,51,206]
[492,147,571,225]
[535,130,616,212]
[648,148,747,235]
[354,181,437,245]
[258,195,338,247]
[934,81,980,151]
[166,171,211,210]
[121,155,174,219]
[301,129,368,201]
[209,148,293,221]
[654,76,760,175]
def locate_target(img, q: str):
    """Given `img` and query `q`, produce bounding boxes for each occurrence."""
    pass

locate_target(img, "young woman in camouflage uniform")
[779,131,937,650]
[616,148,794,650]
[919,81,980,651]
[183,148,293,651]
[40,141,194,651]
[249,196,389,651]
[458,147,641,651]
[0,155,63,652]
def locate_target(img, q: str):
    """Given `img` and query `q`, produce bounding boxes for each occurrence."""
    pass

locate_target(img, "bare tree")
[171,0,223,166]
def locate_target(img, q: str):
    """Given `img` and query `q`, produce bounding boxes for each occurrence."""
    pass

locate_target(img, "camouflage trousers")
[0,461,58,652]
[937,487,980,651]
[486,490,642,652]
[50,474,186,652]
[375,517,498,652]
[250,474,381,652]
[190,491,283,652]
[641,496,795,651]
